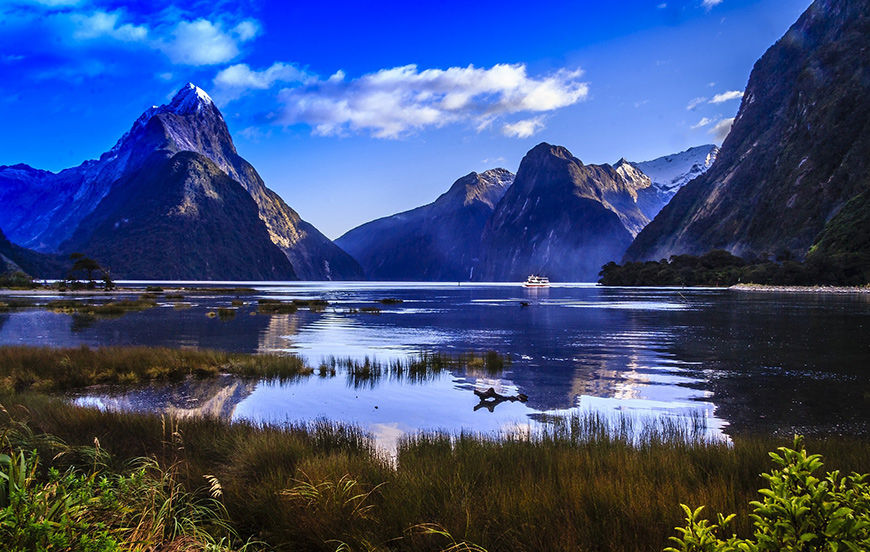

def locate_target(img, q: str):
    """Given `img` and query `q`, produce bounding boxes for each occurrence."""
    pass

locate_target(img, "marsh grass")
[46,297,158,316]
[319,351,510,388]
[2,394,870,551]
[0,346,312,393]
[178,288,258,295]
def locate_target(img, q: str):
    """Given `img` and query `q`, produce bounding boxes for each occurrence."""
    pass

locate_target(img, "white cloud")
[502,117,545,138]
[215,62,309,90]
[709,117,735,141]
[21,0,83,6]
[158,19,244,66]
[702,0,723,8]
[232,20,260,41]
[709,90,743,103]
[275,63,589,138]
[691,117,715,129]
[70,11,148,42]
[686,96,707,110]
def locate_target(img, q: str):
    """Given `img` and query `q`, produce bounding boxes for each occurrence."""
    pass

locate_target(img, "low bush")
[665,436,870,551]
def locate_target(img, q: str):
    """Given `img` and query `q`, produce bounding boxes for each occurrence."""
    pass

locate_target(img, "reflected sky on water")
[3,282,868,448]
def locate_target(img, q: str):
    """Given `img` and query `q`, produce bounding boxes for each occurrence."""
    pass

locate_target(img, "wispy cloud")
[3,4,261,70]
[270,63,589,139]
[709,90,743,103]
[69,10,148,42]
[691,117,715,129]
[157,18,256,66]
[709,117,734,141]
[702,0,724,9]
[502,117,546,138]
[213,62,311,101]
[686,96,707,110]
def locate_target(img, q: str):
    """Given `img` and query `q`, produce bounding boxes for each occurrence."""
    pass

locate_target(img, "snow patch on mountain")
[631,145,719,194]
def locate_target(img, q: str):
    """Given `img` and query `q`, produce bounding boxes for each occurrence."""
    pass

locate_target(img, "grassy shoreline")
[2,345,869,550]
[3,393,870,551]
[0,346,511,394]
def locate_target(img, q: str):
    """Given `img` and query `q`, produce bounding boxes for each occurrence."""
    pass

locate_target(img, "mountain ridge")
[0,83,362,280]
[336,169,513,280]
[625,0,870,262]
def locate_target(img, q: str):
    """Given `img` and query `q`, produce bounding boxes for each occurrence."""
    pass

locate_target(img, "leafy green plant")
[665,436,870,552]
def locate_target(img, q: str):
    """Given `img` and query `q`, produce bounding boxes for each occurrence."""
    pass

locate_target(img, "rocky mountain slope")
[0,228,65,278]
[61,152,297,280]
[336,169,513,280]
[625,0,870,262]
[0,84,361,280]
[630,145,718,216]
[477,143,641,282]
[337,142,718,282]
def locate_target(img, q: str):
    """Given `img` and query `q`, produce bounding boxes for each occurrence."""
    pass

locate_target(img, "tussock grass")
[179,287,258,295]
[46,297,158,315]
[3,394,870,551]
[322,351,510,388]
[257,298,330,314]
[0,346,312,393]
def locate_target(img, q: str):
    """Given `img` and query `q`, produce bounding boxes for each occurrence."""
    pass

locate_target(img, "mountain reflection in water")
[2,282,868,446]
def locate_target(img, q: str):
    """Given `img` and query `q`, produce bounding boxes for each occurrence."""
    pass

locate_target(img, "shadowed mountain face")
[625,0,870,262]
[0,84,362,280]
[0,228,65,278]
[336,169,513,280]
[62,152,297,280]
[337,142,717,282]
[477,144,641,282]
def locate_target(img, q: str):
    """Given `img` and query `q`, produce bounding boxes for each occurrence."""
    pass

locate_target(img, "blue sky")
[0,0,811,239]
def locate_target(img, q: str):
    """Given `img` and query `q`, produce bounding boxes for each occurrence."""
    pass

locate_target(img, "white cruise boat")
[523,275,550,287]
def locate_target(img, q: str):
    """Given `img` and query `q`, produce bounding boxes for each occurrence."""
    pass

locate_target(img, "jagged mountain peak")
[107,83,228,160]
[169,83,215,114]
[631,144,719,193]
[526,142,583,165]
[442,168,514,208]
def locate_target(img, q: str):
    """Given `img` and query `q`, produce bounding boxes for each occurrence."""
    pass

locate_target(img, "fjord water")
[2,283,868,447]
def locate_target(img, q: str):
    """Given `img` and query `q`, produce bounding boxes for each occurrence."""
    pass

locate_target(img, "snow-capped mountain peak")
[168,83,215,114]
[631,145,719,193]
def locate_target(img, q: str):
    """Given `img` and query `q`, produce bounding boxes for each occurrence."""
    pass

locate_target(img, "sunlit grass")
[3,393,869,551]
[0,346,312,393]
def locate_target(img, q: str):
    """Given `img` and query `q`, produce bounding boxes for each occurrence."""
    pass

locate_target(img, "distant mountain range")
[0,84,362,280]
[336,169,514,281]
[2,0,865,284]
[339,143,717,281]
[626,0,870,263]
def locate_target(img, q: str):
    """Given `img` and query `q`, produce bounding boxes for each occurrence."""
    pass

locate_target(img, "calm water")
[2,282,868,448]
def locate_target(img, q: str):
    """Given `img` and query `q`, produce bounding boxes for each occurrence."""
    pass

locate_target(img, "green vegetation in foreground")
[599,249,870,287]
[666,436,870,551]
[0,346,311,393]
[2,396,870,552]
[0,412,248,551]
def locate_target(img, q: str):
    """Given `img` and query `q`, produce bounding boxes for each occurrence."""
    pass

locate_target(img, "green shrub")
[665,436,870,551]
